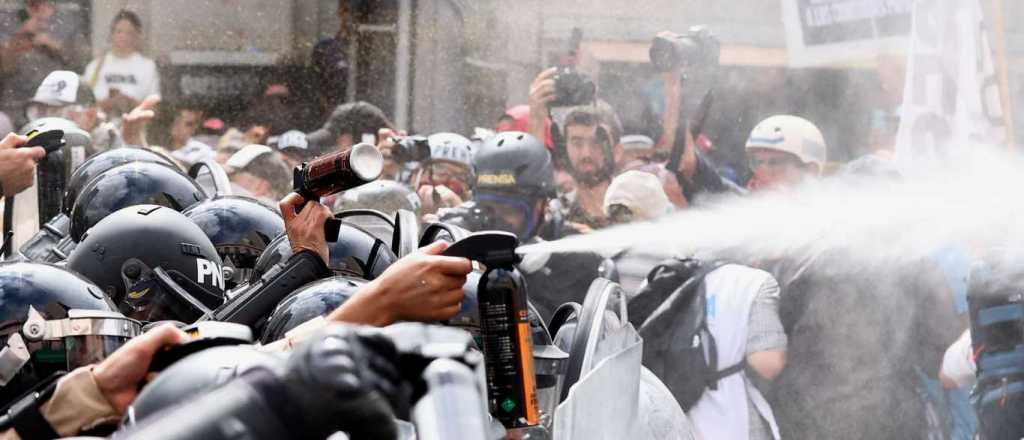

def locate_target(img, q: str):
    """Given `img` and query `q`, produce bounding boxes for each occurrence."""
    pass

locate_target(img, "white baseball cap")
[227,144,275,170]
[31,71,91,107]
[603,170,672,222]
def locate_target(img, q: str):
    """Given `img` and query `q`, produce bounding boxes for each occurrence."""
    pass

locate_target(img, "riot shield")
[559,278,631,400]
[552,278,696,440]
[635,367,696,440]
[392,209,419,257]
[334,209,396,250]
[188,160,233,198]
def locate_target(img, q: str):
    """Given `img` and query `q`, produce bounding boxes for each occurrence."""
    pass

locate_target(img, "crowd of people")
[0,1,1008,440]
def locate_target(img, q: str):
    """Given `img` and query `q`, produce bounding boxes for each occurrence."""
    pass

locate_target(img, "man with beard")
[557,107,622,233]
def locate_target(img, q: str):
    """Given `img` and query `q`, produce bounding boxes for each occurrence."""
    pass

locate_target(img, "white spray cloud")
[520,147,1024,272]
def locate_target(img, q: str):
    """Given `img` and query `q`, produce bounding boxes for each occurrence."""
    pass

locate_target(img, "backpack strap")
[691,260,743,391]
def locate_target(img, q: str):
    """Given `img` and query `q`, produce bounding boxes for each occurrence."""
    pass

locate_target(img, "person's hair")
[329,101,393,138]
[563,105,622,146]
[111,9,142,32]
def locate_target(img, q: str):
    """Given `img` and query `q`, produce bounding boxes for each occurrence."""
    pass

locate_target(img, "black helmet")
[66,205,226,323]
[250,222,397,284]
[69,161,206,243]
[63,148,173,216]
[0,262,139,405]
[333,180,422,217]
[124,345,283,427]
[183,196,285,290]
[259,276,365,344]
[472,131,555,199]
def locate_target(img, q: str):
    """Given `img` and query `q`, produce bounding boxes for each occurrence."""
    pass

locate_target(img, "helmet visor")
[64,334,133,369]
[122,268,219,323]
[475,193,539,240]
[18,307,142,372]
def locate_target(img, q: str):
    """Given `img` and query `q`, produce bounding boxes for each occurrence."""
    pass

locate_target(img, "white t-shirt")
[941,329,976,388]
[83,52,160,102]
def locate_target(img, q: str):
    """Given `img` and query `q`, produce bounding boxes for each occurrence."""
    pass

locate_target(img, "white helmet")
[427,132,473,169]
[745,115,827,168]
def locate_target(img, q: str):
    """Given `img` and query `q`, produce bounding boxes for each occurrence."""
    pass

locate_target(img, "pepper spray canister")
[292,142,383,200]
[478,265,539,428]
[439,231,538,429]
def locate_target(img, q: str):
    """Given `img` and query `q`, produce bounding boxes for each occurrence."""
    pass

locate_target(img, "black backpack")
[627,258,745,411]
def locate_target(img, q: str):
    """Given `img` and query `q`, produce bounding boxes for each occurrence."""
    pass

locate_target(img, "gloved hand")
[283,324,402,440]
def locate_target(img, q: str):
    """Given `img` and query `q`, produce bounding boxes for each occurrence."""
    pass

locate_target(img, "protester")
[769,255,960,440]
[0,0,87,128]
[309,0,354,119]
[603,170,671,225]
[602,169,673,295]
[270,129,312,170]
[227,144,292,203]
[306,101,393,155]
[616,134,657,170]
[83,9,160,118]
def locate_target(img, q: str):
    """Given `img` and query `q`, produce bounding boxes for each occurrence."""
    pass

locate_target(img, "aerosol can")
[442,231,541,430]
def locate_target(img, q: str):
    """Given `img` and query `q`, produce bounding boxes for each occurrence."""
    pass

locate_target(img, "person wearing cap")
[602,170,672,225]
[601,170,674,296]
[25,70,97,129]
[0,0,87,128]
[617,134,657,171]
[226,144,292,204]
[744,115,827,192]
[83,10,160,118]
[270,129,312,170]
[23,70,137,156]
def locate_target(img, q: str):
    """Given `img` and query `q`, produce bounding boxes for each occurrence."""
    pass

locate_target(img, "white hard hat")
[745,115,827,168]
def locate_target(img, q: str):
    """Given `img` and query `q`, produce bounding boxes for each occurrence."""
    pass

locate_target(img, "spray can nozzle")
[22,129,66,154]
[441,231,521,268]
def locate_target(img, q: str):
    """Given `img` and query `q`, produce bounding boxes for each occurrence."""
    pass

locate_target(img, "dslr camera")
[649,26,721,72]
[550,67,596,107]
[389,135,431,163]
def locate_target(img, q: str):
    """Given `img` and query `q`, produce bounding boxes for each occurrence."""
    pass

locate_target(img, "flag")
[895,0,1007,166]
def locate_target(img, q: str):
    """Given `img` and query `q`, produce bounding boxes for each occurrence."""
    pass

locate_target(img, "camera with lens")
[390,135,432,163]
[649,26,721,72]
[550,67,596,107]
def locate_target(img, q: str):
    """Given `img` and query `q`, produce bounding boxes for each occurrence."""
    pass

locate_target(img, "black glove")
[283,324,401,440]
